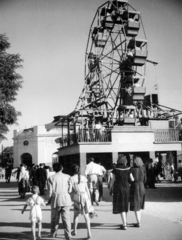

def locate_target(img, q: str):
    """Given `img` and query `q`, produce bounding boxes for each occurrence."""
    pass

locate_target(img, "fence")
[154,129,180,143]
[59,128,112,147]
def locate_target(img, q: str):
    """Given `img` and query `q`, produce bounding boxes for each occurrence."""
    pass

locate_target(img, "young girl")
[69,164,97,239]
[21,185,46,240]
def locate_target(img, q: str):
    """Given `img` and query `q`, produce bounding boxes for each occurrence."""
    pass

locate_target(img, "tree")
[0,34,23,141]
[0,146,13,167]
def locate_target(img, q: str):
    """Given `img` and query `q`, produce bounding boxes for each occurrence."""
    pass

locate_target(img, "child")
[21,185,46,240]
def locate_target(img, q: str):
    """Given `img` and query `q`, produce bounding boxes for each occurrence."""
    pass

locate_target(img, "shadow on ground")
[0,222,128,240]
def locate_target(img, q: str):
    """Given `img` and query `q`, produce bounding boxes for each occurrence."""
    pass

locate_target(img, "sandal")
[123,226,127,230]
[120,225,127,230]
[134,223,141,227]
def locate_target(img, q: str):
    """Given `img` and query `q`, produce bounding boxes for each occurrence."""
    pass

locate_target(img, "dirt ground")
[145,181,182,225]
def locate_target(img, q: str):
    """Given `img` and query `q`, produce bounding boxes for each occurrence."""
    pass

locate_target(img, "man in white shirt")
[85,158,100,205]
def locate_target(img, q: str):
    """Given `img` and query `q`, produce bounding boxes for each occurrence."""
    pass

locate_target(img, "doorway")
[21,153,33,167]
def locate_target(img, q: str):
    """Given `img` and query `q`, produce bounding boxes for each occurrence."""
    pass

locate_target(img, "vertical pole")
[67,119,70,146]
[62,122,63,147]
[2,145,3,165]
[112,152,118,164]
[80,152,87,175]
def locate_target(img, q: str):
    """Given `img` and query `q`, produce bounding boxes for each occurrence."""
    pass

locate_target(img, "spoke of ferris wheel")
[102,66,120,93]
[101,64,120,95]
[100,39,126,61]
[104,59,115,93]
[74,86,86,110]
[114,79,122,110]
[102,55,121,64]
[120,66,143,77]
[110,33,123,58]
[105,74,120,102]
[97,27,114,57]
[102,64,119,76]
[79,95,106,111]
[101,40,124,64]
[102,67,120,99]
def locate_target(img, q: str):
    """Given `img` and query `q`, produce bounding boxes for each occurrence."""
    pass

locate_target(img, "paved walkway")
[0,177,182,240]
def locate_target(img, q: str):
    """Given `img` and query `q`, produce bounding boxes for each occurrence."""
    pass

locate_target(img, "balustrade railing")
[58,128,180,148]
[58,128,112,147]
[154,129,180,143]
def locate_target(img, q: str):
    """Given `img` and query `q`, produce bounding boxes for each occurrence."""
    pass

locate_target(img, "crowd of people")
[18,155,149,240]
[16,163,55,199]
[0,164,14,182]
[0,154,179,240]
[144,158,182,188]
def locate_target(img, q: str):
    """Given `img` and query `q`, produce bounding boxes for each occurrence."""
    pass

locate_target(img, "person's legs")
[37,220,42,238]
[50,208,60,237]
[38,181,45,195]
[31,221,36,240]
[93,186,99,205]
[135,210,141,226]
[60,206,71,240]
[22,188,26,198]
[72,211,79,235]
[98,176,103,201]
[120,212,127,229]
[83,213,91,238]
[87,175,93,204]
[91,175,99,204]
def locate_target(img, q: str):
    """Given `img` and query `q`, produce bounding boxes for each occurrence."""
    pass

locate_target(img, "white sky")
[0,0,182,148]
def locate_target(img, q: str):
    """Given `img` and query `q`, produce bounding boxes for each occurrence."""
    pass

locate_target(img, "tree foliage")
[0,146,13,167]
[0,34,23,141]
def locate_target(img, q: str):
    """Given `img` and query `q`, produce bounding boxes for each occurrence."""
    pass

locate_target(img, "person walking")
[145,159,156,188]
[170,163,175,181]
[21,185,46,240]
[47,162,72,240]
[130,156,147,227]
[85,158,100,206]
[69,164,96,239]
[18,165,29,199]
[36,163,47,195]
[110,154,134,230]
[5,164,12,183]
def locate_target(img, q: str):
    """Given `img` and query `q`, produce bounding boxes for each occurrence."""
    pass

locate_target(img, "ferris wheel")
[75,0,148,125]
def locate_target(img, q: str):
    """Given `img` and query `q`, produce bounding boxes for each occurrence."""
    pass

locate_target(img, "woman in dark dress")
[111,154,134,230]
[130,156,147,227]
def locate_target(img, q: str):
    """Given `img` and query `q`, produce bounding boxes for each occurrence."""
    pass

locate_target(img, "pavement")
[0,177,182,240]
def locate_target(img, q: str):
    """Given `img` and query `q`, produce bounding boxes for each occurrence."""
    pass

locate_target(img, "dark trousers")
[37,180,46,195]
[98,176,103,201]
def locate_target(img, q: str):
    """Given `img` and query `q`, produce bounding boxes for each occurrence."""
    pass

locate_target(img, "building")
[13,124,62,167]
[56,118,182,175]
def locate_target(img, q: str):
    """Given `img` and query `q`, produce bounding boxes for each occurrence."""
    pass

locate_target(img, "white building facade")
[13,125,61,167]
